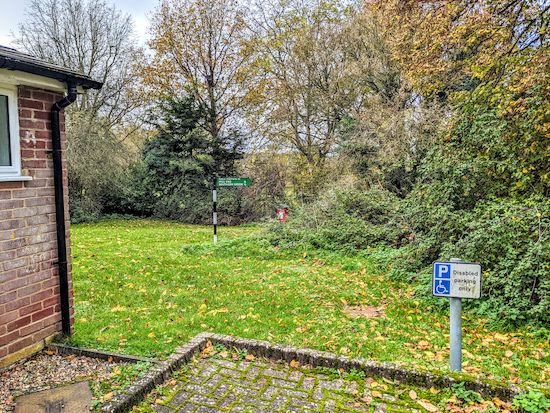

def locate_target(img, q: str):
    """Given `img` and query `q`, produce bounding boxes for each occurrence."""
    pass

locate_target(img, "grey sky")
[0,0,159,48]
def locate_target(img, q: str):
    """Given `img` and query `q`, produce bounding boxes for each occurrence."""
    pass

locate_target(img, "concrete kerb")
[52,332,522,412]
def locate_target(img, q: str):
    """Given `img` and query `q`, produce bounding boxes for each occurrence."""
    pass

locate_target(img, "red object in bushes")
[277,206,289,223]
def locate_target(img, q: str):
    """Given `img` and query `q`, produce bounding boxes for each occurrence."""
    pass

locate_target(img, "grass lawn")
[70,220,549,391]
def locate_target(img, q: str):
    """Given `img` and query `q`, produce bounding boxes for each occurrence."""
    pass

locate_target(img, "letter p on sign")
[435,263,451,279]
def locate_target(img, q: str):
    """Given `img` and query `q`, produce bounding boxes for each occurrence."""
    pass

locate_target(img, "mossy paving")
[134,354,439,413]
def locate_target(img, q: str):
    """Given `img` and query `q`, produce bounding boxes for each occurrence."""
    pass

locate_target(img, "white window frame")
[0,84,31,181]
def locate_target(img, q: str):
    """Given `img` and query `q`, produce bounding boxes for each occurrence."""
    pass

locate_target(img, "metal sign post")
[212,177,251,244]
[213,177,217,244]
[433,258,482,372]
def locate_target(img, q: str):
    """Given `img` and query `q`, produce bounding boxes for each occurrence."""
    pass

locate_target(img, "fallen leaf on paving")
[363,396,373,403]
[155,399,163,404]
[409,390,417,400]
[108,357,113,363]
[290,360,300,367]
[245,354,255,361]
[372,391,383,398]
[418,399,439,412]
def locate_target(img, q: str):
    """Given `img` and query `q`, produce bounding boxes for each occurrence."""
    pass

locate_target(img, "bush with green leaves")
[387,96,550,326]
[265,185,409,253]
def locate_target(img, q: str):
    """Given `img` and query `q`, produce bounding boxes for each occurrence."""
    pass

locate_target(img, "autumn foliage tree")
[249,0,365,193]
[137,0,254,142]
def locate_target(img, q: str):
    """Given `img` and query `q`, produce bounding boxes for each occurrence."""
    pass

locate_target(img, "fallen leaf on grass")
[100,325,117,333]
[418,399,439,412]
[245,354,255,361]
[430,388,438,395]
[219,350,228,358]
[372,391,383,398]
[504,350,514,358]
[493,398,510,408]
[371,381,379,388]
[418,340,431,350]
[494,333,509,342]
[148,332,156,338]
[409,390,417,400]
[155,399,163,404]
[446,402,462,413]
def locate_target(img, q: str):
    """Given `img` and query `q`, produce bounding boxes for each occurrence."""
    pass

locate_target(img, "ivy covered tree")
[135,95,244,223]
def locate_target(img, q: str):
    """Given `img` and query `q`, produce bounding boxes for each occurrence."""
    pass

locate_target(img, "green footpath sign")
[216,178,251,187]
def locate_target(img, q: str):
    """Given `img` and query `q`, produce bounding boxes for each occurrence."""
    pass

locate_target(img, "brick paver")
[144,355,409,413]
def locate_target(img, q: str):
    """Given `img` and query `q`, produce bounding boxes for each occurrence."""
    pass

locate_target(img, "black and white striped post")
[213,177,217,244]
[212,177,251,244]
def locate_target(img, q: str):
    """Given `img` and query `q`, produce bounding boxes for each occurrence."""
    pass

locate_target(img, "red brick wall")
[0,85,73,369]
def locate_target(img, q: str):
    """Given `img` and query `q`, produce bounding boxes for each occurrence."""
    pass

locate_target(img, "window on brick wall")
[0,84,31,181]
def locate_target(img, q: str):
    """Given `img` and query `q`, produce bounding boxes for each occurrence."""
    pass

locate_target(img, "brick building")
[0,46,102,369]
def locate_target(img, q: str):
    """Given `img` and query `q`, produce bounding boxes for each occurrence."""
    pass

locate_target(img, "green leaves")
[512,391,550,413]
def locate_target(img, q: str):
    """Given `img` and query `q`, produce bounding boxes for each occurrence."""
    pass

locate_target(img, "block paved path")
[145,356,412,413]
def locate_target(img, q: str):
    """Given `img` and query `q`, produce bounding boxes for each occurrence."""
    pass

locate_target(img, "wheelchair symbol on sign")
[436,280,448,294]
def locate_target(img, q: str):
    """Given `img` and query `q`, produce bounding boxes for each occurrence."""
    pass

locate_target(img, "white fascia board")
[0,69,86,93]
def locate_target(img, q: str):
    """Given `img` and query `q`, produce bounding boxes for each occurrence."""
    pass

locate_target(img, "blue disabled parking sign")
[432,261,481,299]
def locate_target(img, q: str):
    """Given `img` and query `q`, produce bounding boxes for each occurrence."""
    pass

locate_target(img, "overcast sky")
[0,0,159,48]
